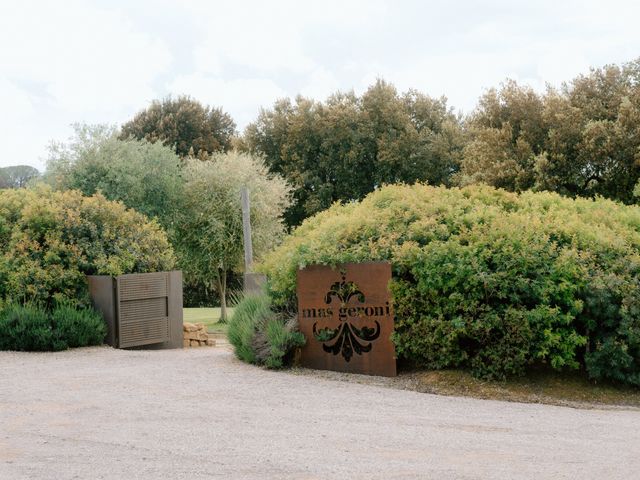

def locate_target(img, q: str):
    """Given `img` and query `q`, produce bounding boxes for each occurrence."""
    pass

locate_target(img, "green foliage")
[261,183,640,385]
[120,95,236,158]
[459,58,640,204]
[227,293,305,368]
[227,294,270,364]
[0,305,55,351]
[44,123,184,228]
[0,303,106,351]
[51,304,107,349]
[244,80,464,227]
[0,185,175,308]
[261,316,305,369]
[174,151,290,321]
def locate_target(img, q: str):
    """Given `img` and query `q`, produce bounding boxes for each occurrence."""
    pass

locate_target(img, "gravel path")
[1,346,639,479]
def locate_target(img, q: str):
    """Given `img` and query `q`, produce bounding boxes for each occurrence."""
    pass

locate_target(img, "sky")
[1,0,639,171]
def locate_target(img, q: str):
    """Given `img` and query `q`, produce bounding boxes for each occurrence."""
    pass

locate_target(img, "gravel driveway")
[1,346,639,479]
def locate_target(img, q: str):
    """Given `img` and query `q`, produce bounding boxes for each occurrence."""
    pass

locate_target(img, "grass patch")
[403,368,640,409]
[291,367,640,409]
[292,366,640,409]
[183,308,233,334]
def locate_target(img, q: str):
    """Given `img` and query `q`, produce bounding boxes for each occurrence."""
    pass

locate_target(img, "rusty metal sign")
[296,262,396,377]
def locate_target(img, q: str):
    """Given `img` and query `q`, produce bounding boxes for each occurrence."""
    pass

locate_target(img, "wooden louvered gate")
[88,271,183,349]
[117,272,171,348]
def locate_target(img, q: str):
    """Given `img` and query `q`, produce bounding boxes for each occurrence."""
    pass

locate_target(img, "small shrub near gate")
[228,294,305,368]
[51,304,107,349]
[0,304,106,352]
[0,305,54,351]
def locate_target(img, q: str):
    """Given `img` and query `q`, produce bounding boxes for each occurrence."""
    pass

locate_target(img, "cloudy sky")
[1,0,639,170]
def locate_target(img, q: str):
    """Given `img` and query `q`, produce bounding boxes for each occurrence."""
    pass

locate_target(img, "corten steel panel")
[87,275,117,347]
[297,262,396,377]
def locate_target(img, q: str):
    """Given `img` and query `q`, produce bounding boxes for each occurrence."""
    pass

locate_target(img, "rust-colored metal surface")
[296,262,396,377]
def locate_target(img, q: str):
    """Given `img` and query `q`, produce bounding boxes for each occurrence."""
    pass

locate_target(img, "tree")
[174,152,290,321]
[243,80,464,227]
[459,59,640,203]
[0,165,40,188]
[120,96,236,158]
[539,59,640,202]
[44,123,184,229]
[458,80,544,191]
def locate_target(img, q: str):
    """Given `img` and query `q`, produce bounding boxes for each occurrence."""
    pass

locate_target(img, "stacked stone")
[183,322,216,347]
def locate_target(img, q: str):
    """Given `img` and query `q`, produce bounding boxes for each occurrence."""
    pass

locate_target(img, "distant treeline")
[8,57,636,229]
[237,58,640,226]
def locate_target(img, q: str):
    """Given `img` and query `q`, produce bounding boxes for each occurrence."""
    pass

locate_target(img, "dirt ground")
[1,346,639,479]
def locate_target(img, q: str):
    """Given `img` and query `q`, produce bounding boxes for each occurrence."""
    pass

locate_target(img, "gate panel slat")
[120,298,167,321]
[118,273,168,301]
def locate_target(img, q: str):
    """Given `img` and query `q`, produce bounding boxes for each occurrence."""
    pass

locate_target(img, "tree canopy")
[45,123,184,229]
[173,151,291,320]
[120,96,236,158]
[243,79,465,227]
[459,58,640,203]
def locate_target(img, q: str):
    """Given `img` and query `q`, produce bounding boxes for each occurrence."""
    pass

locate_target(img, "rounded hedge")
[260,184,640,385]
[0,185,175,308]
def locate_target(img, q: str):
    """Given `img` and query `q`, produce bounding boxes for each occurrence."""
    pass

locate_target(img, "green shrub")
[228,293,305,368]
[0,185,175,308]
[260,184,640,385]
[0,303,107,352]
[0,305,56,351]
[51,304,107,349]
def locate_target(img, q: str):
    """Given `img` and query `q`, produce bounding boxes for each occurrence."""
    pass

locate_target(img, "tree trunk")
[217,269,228,323]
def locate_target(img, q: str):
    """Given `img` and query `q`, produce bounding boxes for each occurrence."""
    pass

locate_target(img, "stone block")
[183,322,198,332]
[185,331,201,341]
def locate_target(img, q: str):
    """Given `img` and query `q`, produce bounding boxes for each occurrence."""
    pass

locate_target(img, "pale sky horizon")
[1,0,639,171]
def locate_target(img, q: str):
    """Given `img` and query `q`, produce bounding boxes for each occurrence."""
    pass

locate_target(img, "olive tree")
[174,151,290,321]
[44,123,184,229]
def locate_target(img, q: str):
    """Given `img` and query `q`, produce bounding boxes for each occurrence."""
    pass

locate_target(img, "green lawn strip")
[183,308,232,334]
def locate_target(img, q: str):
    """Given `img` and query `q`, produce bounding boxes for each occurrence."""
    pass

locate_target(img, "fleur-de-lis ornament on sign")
[312,273,380,362]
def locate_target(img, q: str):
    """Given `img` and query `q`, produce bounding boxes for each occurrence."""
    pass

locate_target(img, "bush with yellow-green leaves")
[260,184,640,386]
[0,186,175,352]
[0,185,175,308]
